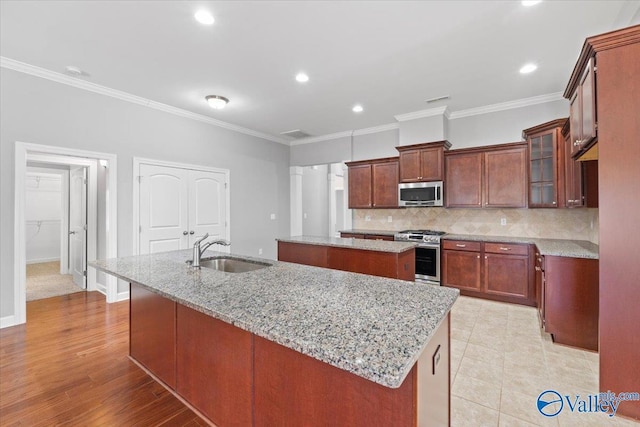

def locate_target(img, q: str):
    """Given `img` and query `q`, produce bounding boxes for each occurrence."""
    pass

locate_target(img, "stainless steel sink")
[197,257,271,273]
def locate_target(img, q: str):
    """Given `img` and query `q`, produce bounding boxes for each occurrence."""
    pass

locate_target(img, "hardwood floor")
[0,292,205,426]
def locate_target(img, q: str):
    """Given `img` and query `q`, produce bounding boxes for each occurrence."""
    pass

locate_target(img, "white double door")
[139,164,228,254]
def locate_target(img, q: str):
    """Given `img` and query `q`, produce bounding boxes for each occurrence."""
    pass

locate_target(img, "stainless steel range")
[394,229,446,285]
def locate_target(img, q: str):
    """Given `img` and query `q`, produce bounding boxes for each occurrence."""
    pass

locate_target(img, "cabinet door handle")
[535,253,540,257]
[499,247,510,251]
[456,244,466,248]
[485,256,488,259]
[189,231,195,235]
[183,231,188,236]
[477,255,480,259]
[552,201,556,205]
[535,266,541,271]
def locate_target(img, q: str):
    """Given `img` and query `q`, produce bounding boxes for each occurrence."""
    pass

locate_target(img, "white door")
[188,170,228,251]
[69,167,87,289]
[139,164,189,254]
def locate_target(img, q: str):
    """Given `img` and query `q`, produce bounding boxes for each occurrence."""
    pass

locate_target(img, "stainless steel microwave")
[398,181,443,207]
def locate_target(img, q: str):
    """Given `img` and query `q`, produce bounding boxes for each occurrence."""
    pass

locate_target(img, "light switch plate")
[270,213,276,220]
[500,218,507,226]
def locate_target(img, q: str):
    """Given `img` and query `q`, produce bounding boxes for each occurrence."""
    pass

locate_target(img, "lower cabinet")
[130,282,177,389]
[442,240,535,306]
[340,232,394,241]
[278,241,415,281]
[176,304,253,426]
[539,255,599,351]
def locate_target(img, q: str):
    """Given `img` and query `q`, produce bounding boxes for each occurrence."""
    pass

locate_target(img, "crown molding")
[352,122,399,136]
[449,92,565,120]
[394,106,449,122]
[0,56,289,145]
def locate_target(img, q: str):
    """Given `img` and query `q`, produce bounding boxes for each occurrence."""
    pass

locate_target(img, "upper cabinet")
[568,58,597,157]
[445,142,527,208]
[396,141,451,183]
[523,119,566,208]
[346,157,399,209]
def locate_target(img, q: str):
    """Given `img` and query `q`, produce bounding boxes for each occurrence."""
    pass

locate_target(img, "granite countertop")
[277,235,416,253]
[339,229,398,237]
[92,250,458,389]
[443,234,599,259]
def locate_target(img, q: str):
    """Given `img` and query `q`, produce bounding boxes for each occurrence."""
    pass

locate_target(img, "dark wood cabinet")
[442,239,534,306]
[445,143,527,208]
[562,120,584,207]
[346,157,398,209]
[441,240,481,291]
[483,146,528,208]
[523,119,568,208]
[541,255,599,351]
[130,282,177,389]
[347,163,373,209]
[483,243,531,300]
[278,241,415,281]
[566,25,640,419]
[445,152,482,208]
[396,141,451,183]
[176,304,253,426]
[569,57,597,156]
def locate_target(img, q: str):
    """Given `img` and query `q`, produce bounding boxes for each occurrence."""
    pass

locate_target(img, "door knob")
[183,231,188,236]
[189,231,195,235]
[69,231,76,235]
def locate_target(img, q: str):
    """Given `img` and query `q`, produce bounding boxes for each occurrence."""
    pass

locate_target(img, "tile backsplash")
[353,208,599,243]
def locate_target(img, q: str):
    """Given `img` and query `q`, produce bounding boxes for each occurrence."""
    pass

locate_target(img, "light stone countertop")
[92,249,458,389]
[277,235,417,253]
[339,229,399,237]
[443,234,599,259]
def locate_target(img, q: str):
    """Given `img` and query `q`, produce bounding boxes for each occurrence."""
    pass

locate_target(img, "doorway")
[24,165,85,301]
[13,142,118,327]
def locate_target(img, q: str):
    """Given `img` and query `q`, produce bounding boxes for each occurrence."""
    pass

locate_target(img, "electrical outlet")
[270,213,276,220]
[303,213,308,219]
[387,216,393,223]
[258,248,263,255]
[365,215,371,222]
[500,218,507,226]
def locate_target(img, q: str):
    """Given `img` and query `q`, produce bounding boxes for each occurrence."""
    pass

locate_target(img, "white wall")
[302,165,329,236]
[25,168,63,264]
[289,99,570,166]
[0,68,290,319]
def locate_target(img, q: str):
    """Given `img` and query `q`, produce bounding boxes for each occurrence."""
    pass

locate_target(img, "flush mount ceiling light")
[205,95,229,109]
[194,10,215,25]
[352,104,364,113]
[522,0,542,6]
[519,63,538,74]
[295,72,309,83]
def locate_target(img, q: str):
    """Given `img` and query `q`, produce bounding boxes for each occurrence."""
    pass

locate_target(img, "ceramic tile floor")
[449,296,639,426]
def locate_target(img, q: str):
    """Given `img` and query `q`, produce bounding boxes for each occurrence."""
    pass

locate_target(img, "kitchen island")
[93,249,458,426]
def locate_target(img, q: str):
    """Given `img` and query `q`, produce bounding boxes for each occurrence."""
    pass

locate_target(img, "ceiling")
[1,1,639,144]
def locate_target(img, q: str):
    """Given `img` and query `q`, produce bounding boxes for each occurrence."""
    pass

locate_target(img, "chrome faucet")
[191,233,231,268]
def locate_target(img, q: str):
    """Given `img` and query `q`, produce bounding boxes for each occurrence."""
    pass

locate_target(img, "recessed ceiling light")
[295,73,309,83]
[519,63,538,74]
[352,105,364,113]
[194,10,214,25]
[205,95,229,109]
[521,0,542,6]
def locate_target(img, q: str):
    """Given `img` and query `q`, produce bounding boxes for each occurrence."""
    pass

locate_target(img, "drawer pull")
[499,247,510,251]
[456,244,466,248]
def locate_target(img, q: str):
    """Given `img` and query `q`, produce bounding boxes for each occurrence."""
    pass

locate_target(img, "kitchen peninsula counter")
[93,249,458,426]
[276,235,416,253]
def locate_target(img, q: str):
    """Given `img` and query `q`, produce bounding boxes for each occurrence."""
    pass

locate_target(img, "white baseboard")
[95,281,107,296]
[116,290,130,302]
[26,257,60,265]
[0,314,20,329]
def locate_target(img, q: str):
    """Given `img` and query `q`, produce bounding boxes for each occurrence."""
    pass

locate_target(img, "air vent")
[425,95,450,104]
[280,129,312,139]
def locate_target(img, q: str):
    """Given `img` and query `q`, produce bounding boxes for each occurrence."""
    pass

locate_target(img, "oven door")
[415,244,440,285]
